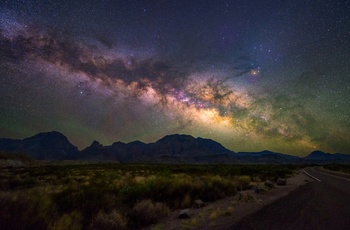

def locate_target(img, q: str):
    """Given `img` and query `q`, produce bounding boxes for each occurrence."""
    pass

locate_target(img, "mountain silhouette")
[0,131,79,160]
[0,131,349,164]
[304,150,350,163]
[79,134,234,163]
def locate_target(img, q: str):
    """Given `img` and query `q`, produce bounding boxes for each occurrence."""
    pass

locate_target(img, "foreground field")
[0,163,297,229]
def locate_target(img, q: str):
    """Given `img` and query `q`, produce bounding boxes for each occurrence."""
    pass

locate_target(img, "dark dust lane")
[228,167,350,230]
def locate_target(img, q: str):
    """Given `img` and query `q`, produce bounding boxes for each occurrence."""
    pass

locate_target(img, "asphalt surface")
[229,167,350,230]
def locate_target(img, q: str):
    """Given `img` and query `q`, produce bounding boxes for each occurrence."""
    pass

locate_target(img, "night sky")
[0,0,349,156]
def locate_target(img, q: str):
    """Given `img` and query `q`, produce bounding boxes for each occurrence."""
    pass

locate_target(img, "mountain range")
[0,131,349,164]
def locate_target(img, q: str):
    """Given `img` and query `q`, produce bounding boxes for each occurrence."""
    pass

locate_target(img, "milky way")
[0,0,349,155]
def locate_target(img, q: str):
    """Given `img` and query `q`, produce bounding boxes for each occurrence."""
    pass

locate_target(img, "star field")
[0,0,349,155]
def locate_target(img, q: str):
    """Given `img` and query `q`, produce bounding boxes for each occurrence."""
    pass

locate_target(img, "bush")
[238,191,256,202]
[89,210,127,230]
[130,199,170,226]
[49,211,82,230]
[180,193,192,208]
[0,191,53,230]
[238,175,251,190]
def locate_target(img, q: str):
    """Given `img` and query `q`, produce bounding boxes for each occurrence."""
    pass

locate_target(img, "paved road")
[229,167,350,230]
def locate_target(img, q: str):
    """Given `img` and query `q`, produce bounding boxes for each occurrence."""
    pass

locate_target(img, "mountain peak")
[304,150,342,161]
[311,150,326,154]
[128,140,145,145]
[306,150,327,158]
[25,131,69,141]
[153,134,231,156]
[3,131,79,160]
[156,134,195,143]
[90,140,103,148]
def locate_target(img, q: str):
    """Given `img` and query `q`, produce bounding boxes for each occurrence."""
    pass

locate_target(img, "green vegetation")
[0,163,297,229]
[324,164,350,174]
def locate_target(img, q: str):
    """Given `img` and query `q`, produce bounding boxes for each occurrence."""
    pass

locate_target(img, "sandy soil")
[146,170,311,230]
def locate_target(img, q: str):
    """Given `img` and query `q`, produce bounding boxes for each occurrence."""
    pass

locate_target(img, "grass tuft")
[89,210,127,230]
[130,199,170,226]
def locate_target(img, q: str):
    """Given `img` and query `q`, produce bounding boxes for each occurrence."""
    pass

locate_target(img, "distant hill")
[0,131,349,164]
[304,150,350,163]
[0,131,79,160]
[234,150,303,164]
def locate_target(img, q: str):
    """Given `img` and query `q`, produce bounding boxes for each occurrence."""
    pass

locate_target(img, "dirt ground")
[145,170,311,230]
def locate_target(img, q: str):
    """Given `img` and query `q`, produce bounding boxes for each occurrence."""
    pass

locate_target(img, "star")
[0,0,349,155]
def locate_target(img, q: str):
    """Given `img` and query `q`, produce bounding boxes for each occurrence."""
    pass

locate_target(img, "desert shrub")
[238,191,256,202]
[138,174,236,207]
[209,209,219,221]
[0,191,54,230]
[238,175,251,190]
[49,211,82,230]
[180,193,192,208]
[54,181,122,229]
[200,175,237,201]
[223,205,234,216]
[8,176,21,189]
[130,199,170,226]
[21,177,38,188]
[89,210,127,230]
[167,175,193,197]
